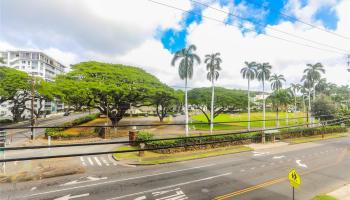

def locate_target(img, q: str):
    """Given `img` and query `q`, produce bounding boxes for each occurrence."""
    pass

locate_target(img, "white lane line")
[296,160,308,168]
[101,157,109,166]
[105,173,232,200]
[87,157,94,166]
[250,167,255,170]
[80,157,87,166]
[273,155,285,159]
[94,157,102,166]
[26,164,215,197]
[108,155,118,166]
[240,169,245,172]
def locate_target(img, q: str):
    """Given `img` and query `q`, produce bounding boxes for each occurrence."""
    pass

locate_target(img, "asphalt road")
[1,136,350,200]
[2,112,93,145]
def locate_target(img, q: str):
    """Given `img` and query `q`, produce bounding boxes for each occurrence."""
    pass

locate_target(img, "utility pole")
[30,74,35,140]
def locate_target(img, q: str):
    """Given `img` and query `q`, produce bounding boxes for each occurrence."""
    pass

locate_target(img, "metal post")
[30,75,35,140]
[292,187,295,200]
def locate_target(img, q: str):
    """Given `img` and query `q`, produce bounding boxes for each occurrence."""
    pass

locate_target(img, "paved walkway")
[328,184,350,200]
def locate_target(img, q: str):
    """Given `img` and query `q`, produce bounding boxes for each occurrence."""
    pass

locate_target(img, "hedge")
[280,125,347,139]
[45,113,100,138]
[137,132,259,153]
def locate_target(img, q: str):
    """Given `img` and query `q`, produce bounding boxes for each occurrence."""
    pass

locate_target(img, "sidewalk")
[328,184,350,200]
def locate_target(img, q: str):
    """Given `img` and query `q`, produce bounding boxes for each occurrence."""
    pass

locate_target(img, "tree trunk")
[286,106,289,126]
[248,79,251,131]
[308,89,311,126]
[210,79,215,134]
[276,107,279,128]
[185,77,189,137]
[262,75,266,130]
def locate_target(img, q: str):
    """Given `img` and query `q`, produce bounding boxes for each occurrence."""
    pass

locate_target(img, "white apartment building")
[0,50,67,120]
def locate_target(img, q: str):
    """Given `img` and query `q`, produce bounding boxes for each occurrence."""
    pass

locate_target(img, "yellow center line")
[214,148,348,200]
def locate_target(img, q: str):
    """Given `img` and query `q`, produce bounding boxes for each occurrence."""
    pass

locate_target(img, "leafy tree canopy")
[188,87,247,122]
[55,61,165,125]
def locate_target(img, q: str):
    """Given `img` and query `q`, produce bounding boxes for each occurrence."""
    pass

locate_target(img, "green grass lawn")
[113,145,252,165]
[192,112,307,130]
[312,195,338,200]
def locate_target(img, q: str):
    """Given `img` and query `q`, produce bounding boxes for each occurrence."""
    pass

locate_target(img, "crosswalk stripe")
[108,155,118,166]
[80,157,87,166]
[101,157,110,166]
[94,157,102,166]
[87,157,94,166]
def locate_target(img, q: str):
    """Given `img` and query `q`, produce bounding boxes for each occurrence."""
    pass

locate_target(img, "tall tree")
[189,87,247,123]
[269,74,286,91]
[257,62,272,130]
[56,62,165,126]
[303,63,325,100]
[0,67,30,122]
[267,89,291,128]
[171,44,201,136]
[290,83,302,113]
[152,86,179,122]
[241,61,257,130]
[204,52,222,133]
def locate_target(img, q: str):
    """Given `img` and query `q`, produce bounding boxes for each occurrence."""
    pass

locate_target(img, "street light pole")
[30,74,35,140]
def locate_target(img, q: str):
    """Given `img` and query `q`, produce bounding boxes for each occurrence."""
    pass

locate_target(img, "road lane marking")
[60,176,107,186]
[108,155,118,166]
[87,157,94,166]
[105,173,231,200]
[240,169,245,172]
[214,148,348,200]
[26,164,215,197]
[94,157,102,166]
[80,157,87,166]
[54,193,89,200]
[250,167,255,170]
[101,157,109,166]
[296,160,308,168]
[272,155,285,159]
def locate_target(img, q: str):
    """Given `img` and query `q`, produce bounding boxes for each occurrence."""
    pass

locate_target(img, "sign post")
[0,130,6,174]
[288,169,301,200]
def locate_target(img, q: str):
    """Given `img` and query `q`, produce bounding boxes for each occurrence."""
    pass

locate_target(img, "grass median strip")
[113,145,252,165]
[312,194,338,200]
[283,132,350,144]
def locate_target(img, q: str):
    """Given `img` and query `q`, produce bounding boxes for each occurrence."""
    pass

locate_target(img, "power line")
[0,117,348,162]
[147,0,346,56]
[247,0,350,41]
[190,0,348,54]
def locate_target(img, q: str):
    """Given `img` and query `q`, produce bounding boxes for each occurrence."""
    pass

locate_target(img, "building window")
[22,61,26,64]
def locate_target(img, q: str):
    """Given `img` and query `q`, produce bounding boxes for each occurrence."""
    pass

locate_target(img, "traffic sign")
[288,169,301,188]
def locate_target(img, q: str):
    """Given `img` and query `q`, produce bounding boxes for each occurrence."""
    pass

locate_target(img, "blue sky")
[160,0,340,53]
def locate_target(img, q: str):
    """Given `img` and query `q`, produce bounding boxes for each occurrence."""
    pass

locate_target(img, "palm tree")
[290,83,302,113]
[270,74,286,91]
[303,63,325,100]
[171,44,201,136]
[268,89,291,128]
[205,52,222,134]
[257,62,272,130]
[241,61,258,130]
[302,79,313,126]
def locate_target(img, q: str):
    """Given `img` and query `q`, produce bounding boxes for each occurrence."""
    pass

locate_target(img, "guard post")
[0,130,6,174]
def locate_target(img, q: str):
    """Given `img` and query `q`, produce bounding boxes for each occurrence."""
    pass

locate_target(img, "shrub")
[45,113,100,138]
[137,131,154,141]
[0,119,13,124]
[280,125,347,139]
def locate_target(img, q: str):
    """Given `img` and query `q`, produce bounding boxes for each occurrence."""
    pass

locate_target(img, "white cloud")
[1,0,349,91]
